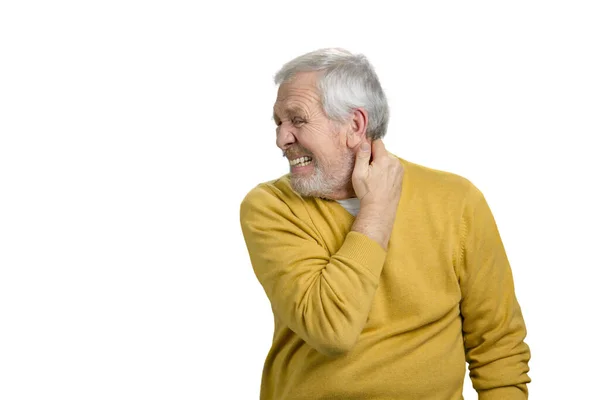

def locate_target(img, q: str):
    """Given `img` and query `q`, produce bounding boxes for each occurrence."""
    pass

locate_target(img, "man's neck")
[322,184,357,201]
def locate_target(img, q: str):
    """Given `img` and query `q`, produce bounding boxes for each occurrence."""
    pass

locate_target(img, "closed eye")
[292,117,305,125]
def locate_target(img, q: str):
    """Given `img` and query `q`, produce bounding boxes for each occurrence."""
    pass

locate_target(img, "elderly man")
[240,48,531,400]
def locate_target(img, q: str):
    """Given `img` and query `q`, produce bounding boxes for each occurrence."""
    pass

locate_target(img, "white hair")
[274,48,390,140]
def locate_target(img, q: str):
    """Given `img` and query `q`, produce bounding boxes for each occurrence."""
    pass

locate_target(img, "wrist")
[359,202,395,219]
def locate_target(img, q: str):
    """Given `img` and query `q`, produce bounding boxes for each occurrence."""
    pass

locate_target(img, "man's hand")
[352,139,404,210]
[350,139,404,250]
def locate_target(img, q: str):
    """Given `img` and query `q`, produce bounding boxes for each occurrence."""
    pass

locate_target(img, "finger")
[371,139,386,161]
[354,141,372,175]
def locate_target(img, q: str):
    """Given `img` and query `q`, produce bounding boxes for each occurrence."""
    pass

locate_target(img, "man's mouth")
[289,156,313,167]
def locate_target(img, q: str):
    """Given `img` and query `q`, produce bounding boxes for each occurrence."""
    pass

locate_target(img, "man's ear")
[346,108,368,148]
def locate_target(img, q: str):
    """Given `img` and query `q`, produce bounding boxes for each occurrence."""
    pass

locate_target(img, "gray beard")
[290,153,355,200]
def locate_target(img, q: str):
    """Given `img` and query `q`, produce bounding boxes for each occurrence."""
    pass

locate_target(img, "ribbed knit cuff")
[478,386,528,400]
[335,231,387,278]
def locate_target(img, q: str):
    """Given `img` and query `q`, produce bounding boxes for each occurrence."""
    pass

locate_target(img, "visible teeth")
[289,156,312,166]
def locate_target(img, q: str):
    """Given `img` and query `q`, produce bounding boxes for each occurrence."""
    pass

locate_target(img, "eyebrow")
[272,106,305,122]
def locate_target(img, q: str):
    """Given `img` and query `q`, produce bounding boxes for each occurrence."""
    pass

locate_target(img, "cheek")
[296,125,325,150]
[299,122,341,162]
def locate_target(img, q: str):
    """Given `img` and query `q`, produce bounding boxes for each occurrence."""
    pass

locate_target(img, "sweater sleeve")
[458,184,531,399]
[240,185,387,357]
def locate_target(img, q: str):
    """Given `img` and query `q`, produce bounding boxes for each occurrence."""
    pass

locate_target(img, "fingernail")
[360,142,369,151]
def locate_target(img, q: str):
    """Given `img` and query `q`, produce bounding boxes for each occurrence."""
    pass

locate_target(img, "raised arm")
[240,140,403,357]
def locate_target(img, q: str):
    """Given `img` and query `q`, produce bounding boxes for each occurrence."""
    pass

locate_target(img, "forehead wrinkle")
[280,86,321,103]
[273,103,309,120]
[273,83,323,121]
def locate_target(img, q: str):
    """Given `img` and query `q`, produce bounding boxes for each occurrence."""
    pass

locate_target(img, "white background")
[1,1,599,399]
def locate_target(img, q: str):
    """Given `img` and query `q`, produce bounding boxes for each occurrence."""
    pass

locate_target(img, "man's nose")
[276,124,297,151]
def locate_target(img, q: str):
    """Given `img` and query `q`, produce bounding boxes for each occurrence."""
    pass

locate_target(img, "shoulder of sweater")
[240,156,484,213]
[240,173,305,215]
[397,155,482,201]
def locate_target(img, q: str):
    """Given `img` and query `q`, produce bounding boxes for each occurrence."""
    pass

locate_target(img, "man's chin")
[289,162,315,175]
[290,177,325,199]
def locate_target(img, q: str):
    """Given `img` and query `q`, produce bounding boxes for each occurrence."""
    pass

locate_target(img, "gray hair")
[274,48,389,140]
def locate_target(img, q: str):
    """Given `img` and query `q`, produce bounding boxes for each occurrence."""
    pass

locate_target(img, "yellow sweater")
[240,156,531,400]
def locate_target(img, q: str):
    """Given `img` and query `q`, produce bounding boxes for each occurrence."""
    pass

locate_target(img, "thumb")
[354,142,371,171]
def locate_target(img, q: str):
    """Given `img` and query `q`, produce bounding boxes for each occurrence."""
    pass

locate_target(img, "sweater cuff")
[335,231,387,278]
[478,386,527,400]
